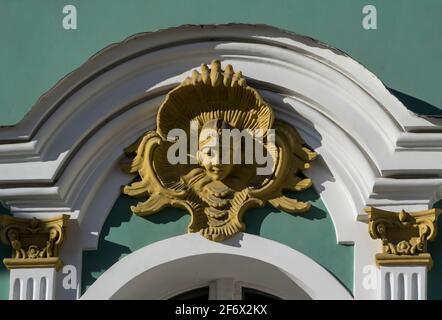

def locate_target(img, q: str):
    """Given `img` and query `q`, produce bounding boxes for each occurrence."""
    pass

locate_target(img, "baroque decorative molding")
[366,207,441,269]
[121,60,317,242]
[0,214,68,270]
[0,24,441,299]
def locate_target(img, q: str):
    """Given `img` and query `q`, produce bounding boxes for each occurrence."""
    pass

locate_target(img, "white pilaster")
[380,266,427,300]
[9,268,57,300]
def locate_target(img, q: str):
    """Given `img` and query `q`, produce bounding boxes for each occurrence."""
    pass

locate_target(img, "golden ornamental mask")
[121,60,317,241]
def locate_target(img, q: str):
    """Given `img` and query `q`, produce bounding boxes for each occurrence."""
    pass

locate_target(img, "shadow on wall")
[388,87,442,117]
[246,189,327,232]
[81,186,354,296]
[81,194,189,294]
[81,196,134,294]
[244,187,353,294]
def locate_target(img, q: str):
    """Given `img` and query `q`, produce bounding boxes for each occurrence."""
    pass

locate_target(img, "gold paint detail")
[121,60,317,242]
[0,215,68,271]
[366,207,441,270]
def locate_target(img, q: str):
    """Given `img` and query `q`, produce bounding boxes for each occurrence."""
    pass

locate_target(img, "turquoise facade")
[0,0,441,300]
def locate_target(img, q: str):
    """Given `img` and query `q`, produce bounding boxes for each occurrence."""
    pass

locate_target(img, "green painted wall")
[82,188,354,296]
[1,0,441,300]
[0,248,9,300]
[0,0,441,126]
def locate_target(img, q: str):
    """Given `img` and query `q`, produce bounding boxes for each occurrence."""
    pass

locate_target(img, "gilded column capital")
[0,214,68,271]
[366,207,441,270]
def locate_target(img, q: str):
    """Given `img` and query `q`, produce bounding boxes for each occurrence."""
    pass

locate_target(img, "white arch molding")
[0,24,441,300]
[80,233,352,300]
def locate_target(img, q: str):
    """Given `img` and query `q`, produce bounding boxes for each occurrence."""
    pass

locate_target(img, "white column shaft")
[380,266,427,300]
[9,268,57,300]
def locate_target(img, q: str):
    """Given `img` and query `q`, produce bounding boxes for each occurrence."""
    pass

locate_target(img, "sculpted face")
[197,119,235,181]
[122,61,317,242]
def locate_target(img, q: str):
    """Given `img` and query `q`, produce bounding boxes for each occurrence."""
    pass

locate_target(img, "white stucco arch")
[0,24,441,300]
[80,233,352,300]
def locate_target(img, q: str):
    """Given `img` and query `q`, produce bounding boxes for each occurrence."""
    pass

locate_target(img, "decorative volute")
[366,207,441,269]
[0,214,68,271]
